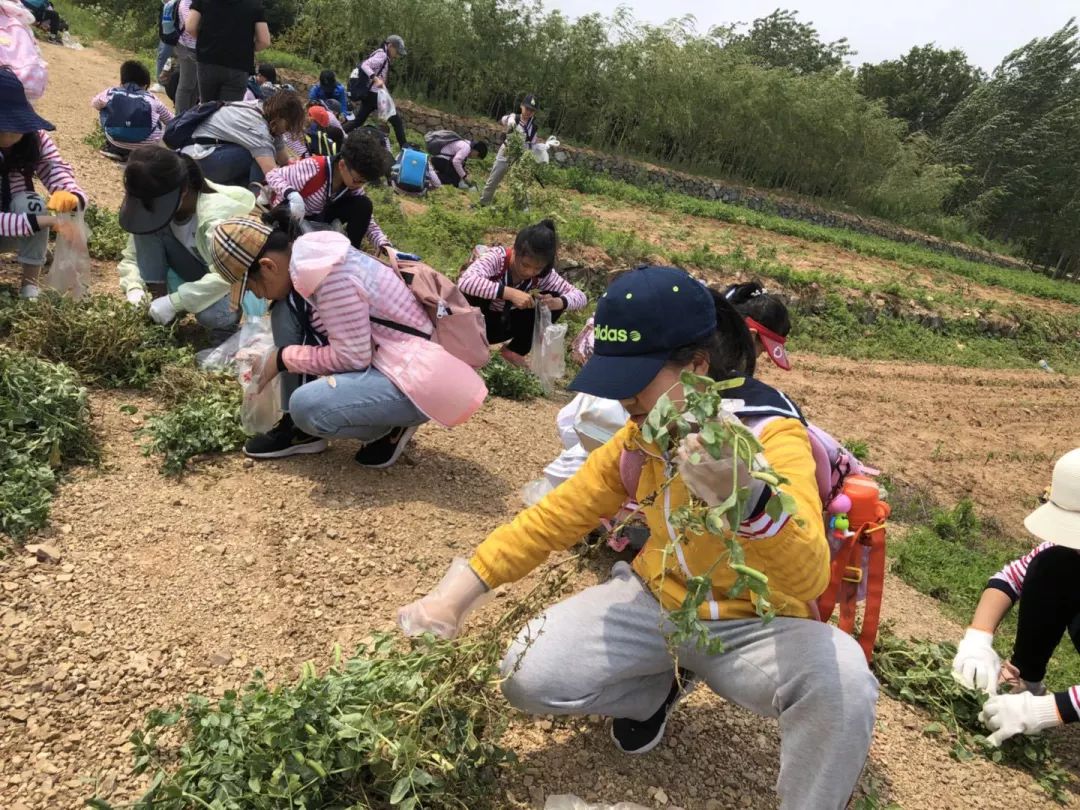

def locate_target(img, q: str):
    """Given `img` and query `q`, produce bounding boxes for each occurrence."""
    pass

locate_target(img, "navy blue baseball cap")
[569,266,717,400]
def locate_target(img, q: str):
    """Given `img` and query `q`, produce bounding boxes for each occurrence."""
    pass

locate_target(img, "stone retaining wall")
[396,100,1026,272]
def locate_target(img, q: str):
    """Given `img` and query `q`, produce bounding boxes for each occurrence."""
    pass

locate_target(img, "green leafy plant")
[501,132,553,212]
[8,292,192,388]
[84,203,129,261]
[142,373,245,475]
[844,438,871,461]
[873,629,1070,802]
[0,351,97,540]
[478,355,545,400]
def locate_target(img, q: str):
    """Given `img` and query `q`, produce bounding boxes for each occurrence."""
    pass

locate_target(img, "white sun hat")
[1023,448,1080,549]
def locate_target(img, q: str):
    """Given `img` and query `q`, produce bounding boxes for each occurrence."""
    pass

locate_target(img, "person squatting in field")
[424,131,488,190]
[399,265,879,810]
[264,129,402,264]
[0,68,86,300]
[457,219,586,368]
[116,146,255,331]
[91,60,175,162]
[952,447,1080,744]
[207,211,485,467]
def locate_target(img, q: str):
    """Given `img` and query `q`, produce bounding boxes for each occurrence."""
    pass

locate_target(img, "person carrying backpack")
[344,35,408,149]
[91,60,174,162]
[115,146,255,331]
[477,93,540,207]
[951,448,1080,745]
[243,63,279,102]
[302,103,344,158]
[0,68,86,299]
[458,219,586,368]
[153,0,183,93]
[19,0,63,44]
[398,265,878,810]
[206,211,486,466]
[264,128,399,262]
[424,130,487,190]
[309,70,348,115]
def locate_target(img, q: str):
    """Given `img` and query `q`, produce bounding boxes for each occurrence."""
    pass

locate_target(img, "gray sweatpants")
[501,562,879,810]
[175,44,199,114]
[478,146,512,206]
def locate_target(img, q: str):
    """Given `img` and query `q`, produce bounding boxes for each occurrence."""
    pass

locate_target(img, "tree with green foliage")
[938,20,1080,274]
[724,8,854,74]
[857,45,985,133]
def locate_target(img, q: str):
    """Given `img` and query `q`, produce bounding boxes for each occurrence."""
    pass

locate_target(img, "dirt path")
[2,37,1079,810]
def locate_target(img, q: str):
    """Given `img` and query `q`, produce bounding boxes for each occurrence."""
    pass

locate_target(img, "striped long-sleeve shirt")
[91,86,174,148]
[264,156,391,251]
[0,131,86,237]
[360,47,389,86]
[457,246,587,312]
[987,542,1080,724]
[281,251,430,376]
[177,0,196,49]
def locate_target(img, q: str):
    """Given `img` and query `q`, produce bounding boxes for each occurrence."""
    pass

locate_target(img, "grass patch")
[1,351,97,541]
[84,203,128,261]
[8,292,192,388]
[479,355,545,401]
[844,439,871,462]
[260,48,321,79]
[891,500,1080,689]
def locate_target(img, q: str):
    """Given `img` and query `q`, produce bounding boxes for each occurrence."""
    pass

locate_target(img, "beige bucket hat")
[1023,448,1080,549]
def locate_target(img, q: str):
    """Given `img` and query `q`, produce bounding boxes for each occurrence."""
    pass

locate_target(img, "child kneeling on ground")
[208,210,486,467]
[91,60,174,163]
[399,266,879,810]
[952,448,1080,743]
[457,219,586,367]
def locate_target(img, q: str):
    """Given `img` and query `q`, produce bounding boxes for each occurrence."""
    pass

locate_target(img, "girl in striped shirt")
[952,447,1080,744]
[265,128,400,265]
[344,35,408,149]
[91,61,174,162]
[458,219,587,367]
[0,68,86,299]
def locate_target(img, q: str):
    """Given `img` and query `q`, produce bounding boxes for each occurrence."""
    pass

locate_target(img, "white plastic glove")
[126,287,146,306]
[980,692,1062,746]
[286,191,306,222]
[148,295,178,325]
[457,179,471,190]
[952,628,1001,695]
[675,432,752,510]
[397,558,492,639]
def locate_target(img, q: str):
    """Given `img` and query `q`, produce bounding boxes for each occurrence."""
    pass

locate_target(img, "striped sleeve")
[280,269,372,375]
[1056,687,1080,724]
[0,212,37,237]
[458,247,506,300]
[266,158,322,211]
[152,95,174,126]
[34,132,86,206]
[90,88,110,110]
[538,268,587,310]
[987,542,1055,602]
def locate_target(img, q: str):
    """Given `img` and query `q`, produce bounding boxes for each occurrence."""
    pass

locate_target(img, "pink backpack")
[0,1,48,100]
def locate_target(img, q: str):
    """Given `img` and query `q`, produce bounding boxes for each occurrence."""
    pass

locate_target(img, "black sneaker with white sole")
[610,669,697,755]
[243,414,328,459]
[354,425,418,469]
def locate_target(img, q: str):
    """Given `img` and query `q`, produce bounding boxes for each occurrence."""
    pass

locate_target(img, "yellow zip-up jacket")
[470,417,829,620]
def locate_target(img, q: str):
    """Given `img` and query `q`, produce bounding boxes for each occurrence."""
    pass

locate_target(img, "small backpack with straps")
[100,83,155,144]
[162,100,225,150]
[158,0,184,46]
[424,129,465,155]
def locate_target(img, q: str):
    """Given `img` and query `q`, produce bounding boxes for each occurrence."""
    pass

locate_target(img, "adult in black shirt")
[187,0,270,103]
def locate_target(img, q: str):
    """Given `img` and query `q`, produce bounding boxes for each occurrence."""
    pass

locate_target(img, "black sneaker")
[610,670,697,755]
[354,425,418,469]
[99,143,128,162]
[244,414,328,459]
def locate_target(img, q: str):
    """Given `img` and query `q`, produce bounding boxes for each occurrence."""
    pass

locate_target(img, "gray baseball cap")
[386,35,406,55]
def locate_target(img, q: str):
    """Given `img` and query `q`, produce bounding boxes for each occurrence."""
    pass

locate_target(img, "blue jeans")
[133,224,239,331]
[195,144,265,187]
[270,300,428,441]
[0,192,48,266]
[156,41,174,82]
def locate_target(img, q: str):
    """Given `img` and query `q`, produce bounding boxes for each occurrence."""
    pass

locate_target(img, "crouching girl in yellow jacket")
[399,266,879,810]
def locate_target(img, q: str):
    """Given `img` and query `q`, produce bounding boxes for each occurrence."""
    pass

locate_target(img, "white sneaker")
[149,83,166,93]
[19,283,40,300]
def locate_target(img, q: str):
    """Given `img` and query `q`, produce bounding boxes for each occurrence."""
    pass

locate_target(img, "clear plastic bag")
[45,211,91,299]
[529,136,561,164]
[234,315,282,434]
[544,797,649,810]
[375,87,396,121]
[530,305,567,394]
[196,331,241,371]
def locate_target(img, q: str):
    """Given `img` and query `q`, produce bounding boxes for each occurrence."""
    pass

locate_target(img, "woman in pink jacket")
[208,209,486,468]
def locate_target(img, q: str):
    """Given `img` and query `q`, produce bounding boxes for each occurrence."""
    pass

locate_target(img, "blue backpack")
[394,148,429,194]
[159,0,184,46]
[101,84,155,144]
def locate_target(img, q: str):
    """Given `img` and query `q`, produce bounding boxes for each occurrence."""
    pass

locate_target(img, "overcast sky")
[543,0,1075,71]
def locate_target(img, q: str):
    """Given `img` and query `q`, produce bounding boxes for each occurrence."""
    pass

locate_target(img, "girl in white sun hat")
[951,447,1080,745]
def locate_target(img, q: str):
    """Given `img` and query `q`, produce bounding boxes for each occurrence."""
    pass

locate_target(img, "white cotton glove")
[980,692,1062,746]
[286,191,306,222]
[952,628,1002,695]
[126,287,147,306]
[674,433,752,510]
[148,294,179,325]
[397,558,492,639]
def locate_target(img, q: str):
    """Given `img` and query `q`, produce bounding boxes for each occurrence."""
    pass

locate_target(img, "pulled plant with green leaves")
[501,131,554,212]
